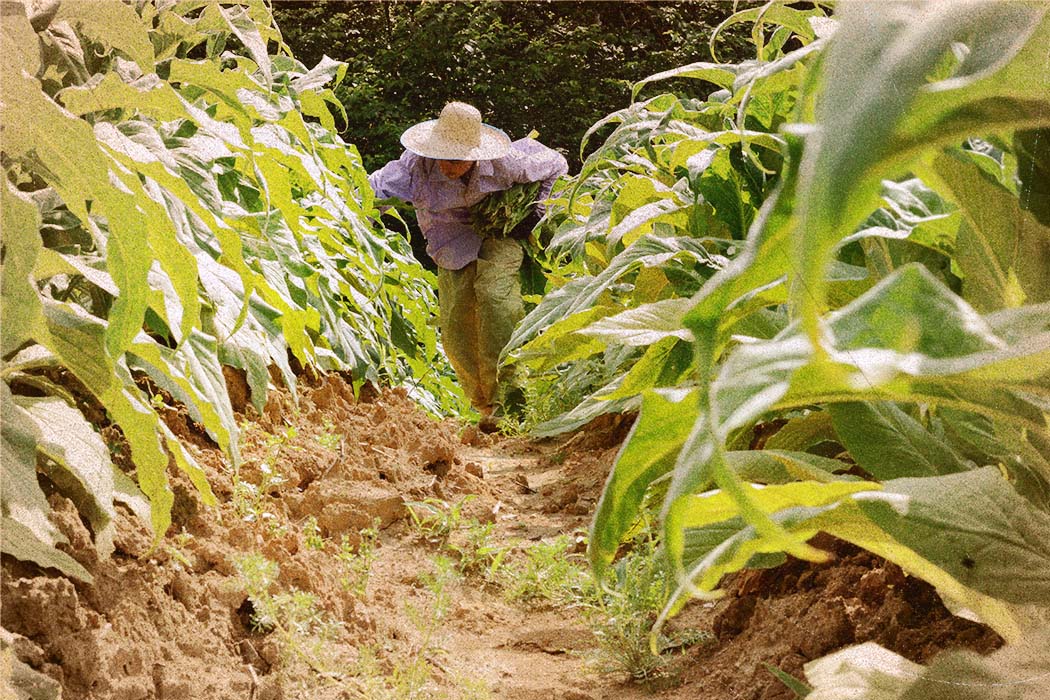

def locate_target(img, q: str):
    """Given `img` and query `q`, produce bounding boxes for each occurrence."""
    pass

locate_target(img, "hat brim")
[401,120,511,161]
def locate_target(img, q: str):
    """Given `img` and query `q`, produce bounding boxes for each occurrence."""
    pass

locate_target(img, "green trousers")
[437,238,524,414]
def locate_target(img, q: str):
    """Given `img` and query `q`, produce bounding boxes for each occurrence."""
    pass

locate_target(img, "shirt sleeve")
[496,139,569,213]
[368,150,418,203]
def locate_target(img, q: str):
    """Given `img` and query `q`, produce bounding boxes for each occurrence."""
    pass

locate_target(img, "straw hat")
[400,102,511,161]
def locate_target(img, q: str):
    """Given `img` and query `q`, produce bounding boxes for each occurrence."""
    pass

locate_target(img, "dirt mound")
[2,376,481,699]
[672,534,1003,700]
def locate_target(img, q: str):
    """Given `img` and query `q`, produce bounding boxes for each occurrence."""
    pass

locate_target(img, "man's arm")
[368,150,418,203]
[505,139,569,200]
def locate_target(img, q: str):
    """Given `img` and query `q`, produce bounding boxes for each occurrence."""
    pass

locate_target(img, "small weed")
[353,555,470,699]
[499,535,590,605]
[317,417,342,450]
[408,497,509,579]
[233,425,296,523]
[581,533,712,683]
[406,496,473,545]
[149,391,167,411]
[336,519,381,597]
[234,553,344,679]
[302,516,325,551]
[164,529,195,569]
[447,520,508,579]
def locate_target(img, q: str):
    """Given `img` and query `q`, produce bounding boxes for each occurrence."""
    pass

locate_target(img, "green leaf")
[14,395,117,558]
[1015,128,1050,225]
[56,0,155,72]
[41,301,174,539]
[219,4,272,88]
[928,150,1050,311]
[580,298,695,347]
[857,468,1050,606]
[128,330,238,464]
[0,385,60,551]
[830,402,973,480]
[790,3,1050,339]
[804,642,921,700]
[724,450,855,484]
[112,467,153,532]
[596,336,693,402]
[765,664,812,699]
[900,628,1050,700]
[589,388,699,575]
[764,411,837,451]
[632,61,741,100]
[0,516,92,583]
[0,0,41,76]
[509,235,714,354]
[1,183,48,357]
[509,305,616,371]
[3,69,152,357]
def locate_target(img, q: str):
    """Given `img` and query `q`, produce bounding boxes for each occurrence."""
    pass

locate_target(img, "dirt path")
[1,375,1002,700]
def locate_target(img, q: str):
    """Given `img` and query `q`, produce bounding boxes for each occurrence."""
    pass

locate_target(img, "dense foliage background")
[274,0,753,172]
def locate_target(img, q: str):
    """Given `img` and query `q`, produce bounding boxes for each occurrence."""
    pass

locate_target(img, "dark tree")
[274,1,752,172]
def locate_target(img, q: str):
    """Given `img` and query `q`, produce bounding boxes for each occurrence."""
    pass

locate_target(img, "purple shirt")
[368,138,568,270]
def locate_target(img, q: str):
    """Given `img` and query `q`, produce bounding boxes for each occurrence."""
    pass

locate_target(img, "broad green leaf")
[1,183,48,356]
[791,2,1050,340]
[41,301,174,539]
[830,401,973,479]
[0,385,60,550]
[808,500,1022,642]
[1016,128,1050,226]
[579,298,695,347]
[56,0,155,73]
[856,468,1050,606]
[59,72,185,118]
[666,487,1021,641]
[0,1,41,75]
[589,388,699,574]
[0,516,92,583]
[14,396,117,558]
[764,411,837,451]
[682,518,787,574]
[632,61,741,100]
[3,68,151,357]
[899,628,1050,700]
[112,467,153,532]
[698,147,756,240]
[679,481,881,531]
[291,55,347,93]
[711,4,823,61]
[219,4,272,87]
[531,386,637,440]
[595,337,693,402]
[724,450,855,484]
[509,235,715,353]
[509,305,617,370]
[928,150,1050,311]
[128,330,238,464]
[805,643,921,700]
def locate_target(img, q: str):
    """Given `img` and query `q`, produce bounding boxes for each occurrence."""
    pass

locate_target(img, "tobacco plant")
[1,0,463,587]
[513,0,1050,692]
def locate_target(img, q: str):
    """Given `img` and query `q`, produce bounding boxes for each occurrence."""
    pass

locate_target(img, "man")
[369,102,568,432]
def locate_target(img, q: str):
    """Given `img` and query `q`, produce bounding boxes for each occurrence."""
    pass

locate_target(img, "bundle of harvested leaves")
[470,181,542,238]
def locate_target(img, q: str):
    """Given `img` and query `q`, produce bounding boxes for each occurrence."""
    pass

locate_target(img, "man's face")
[437,159,475,179]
